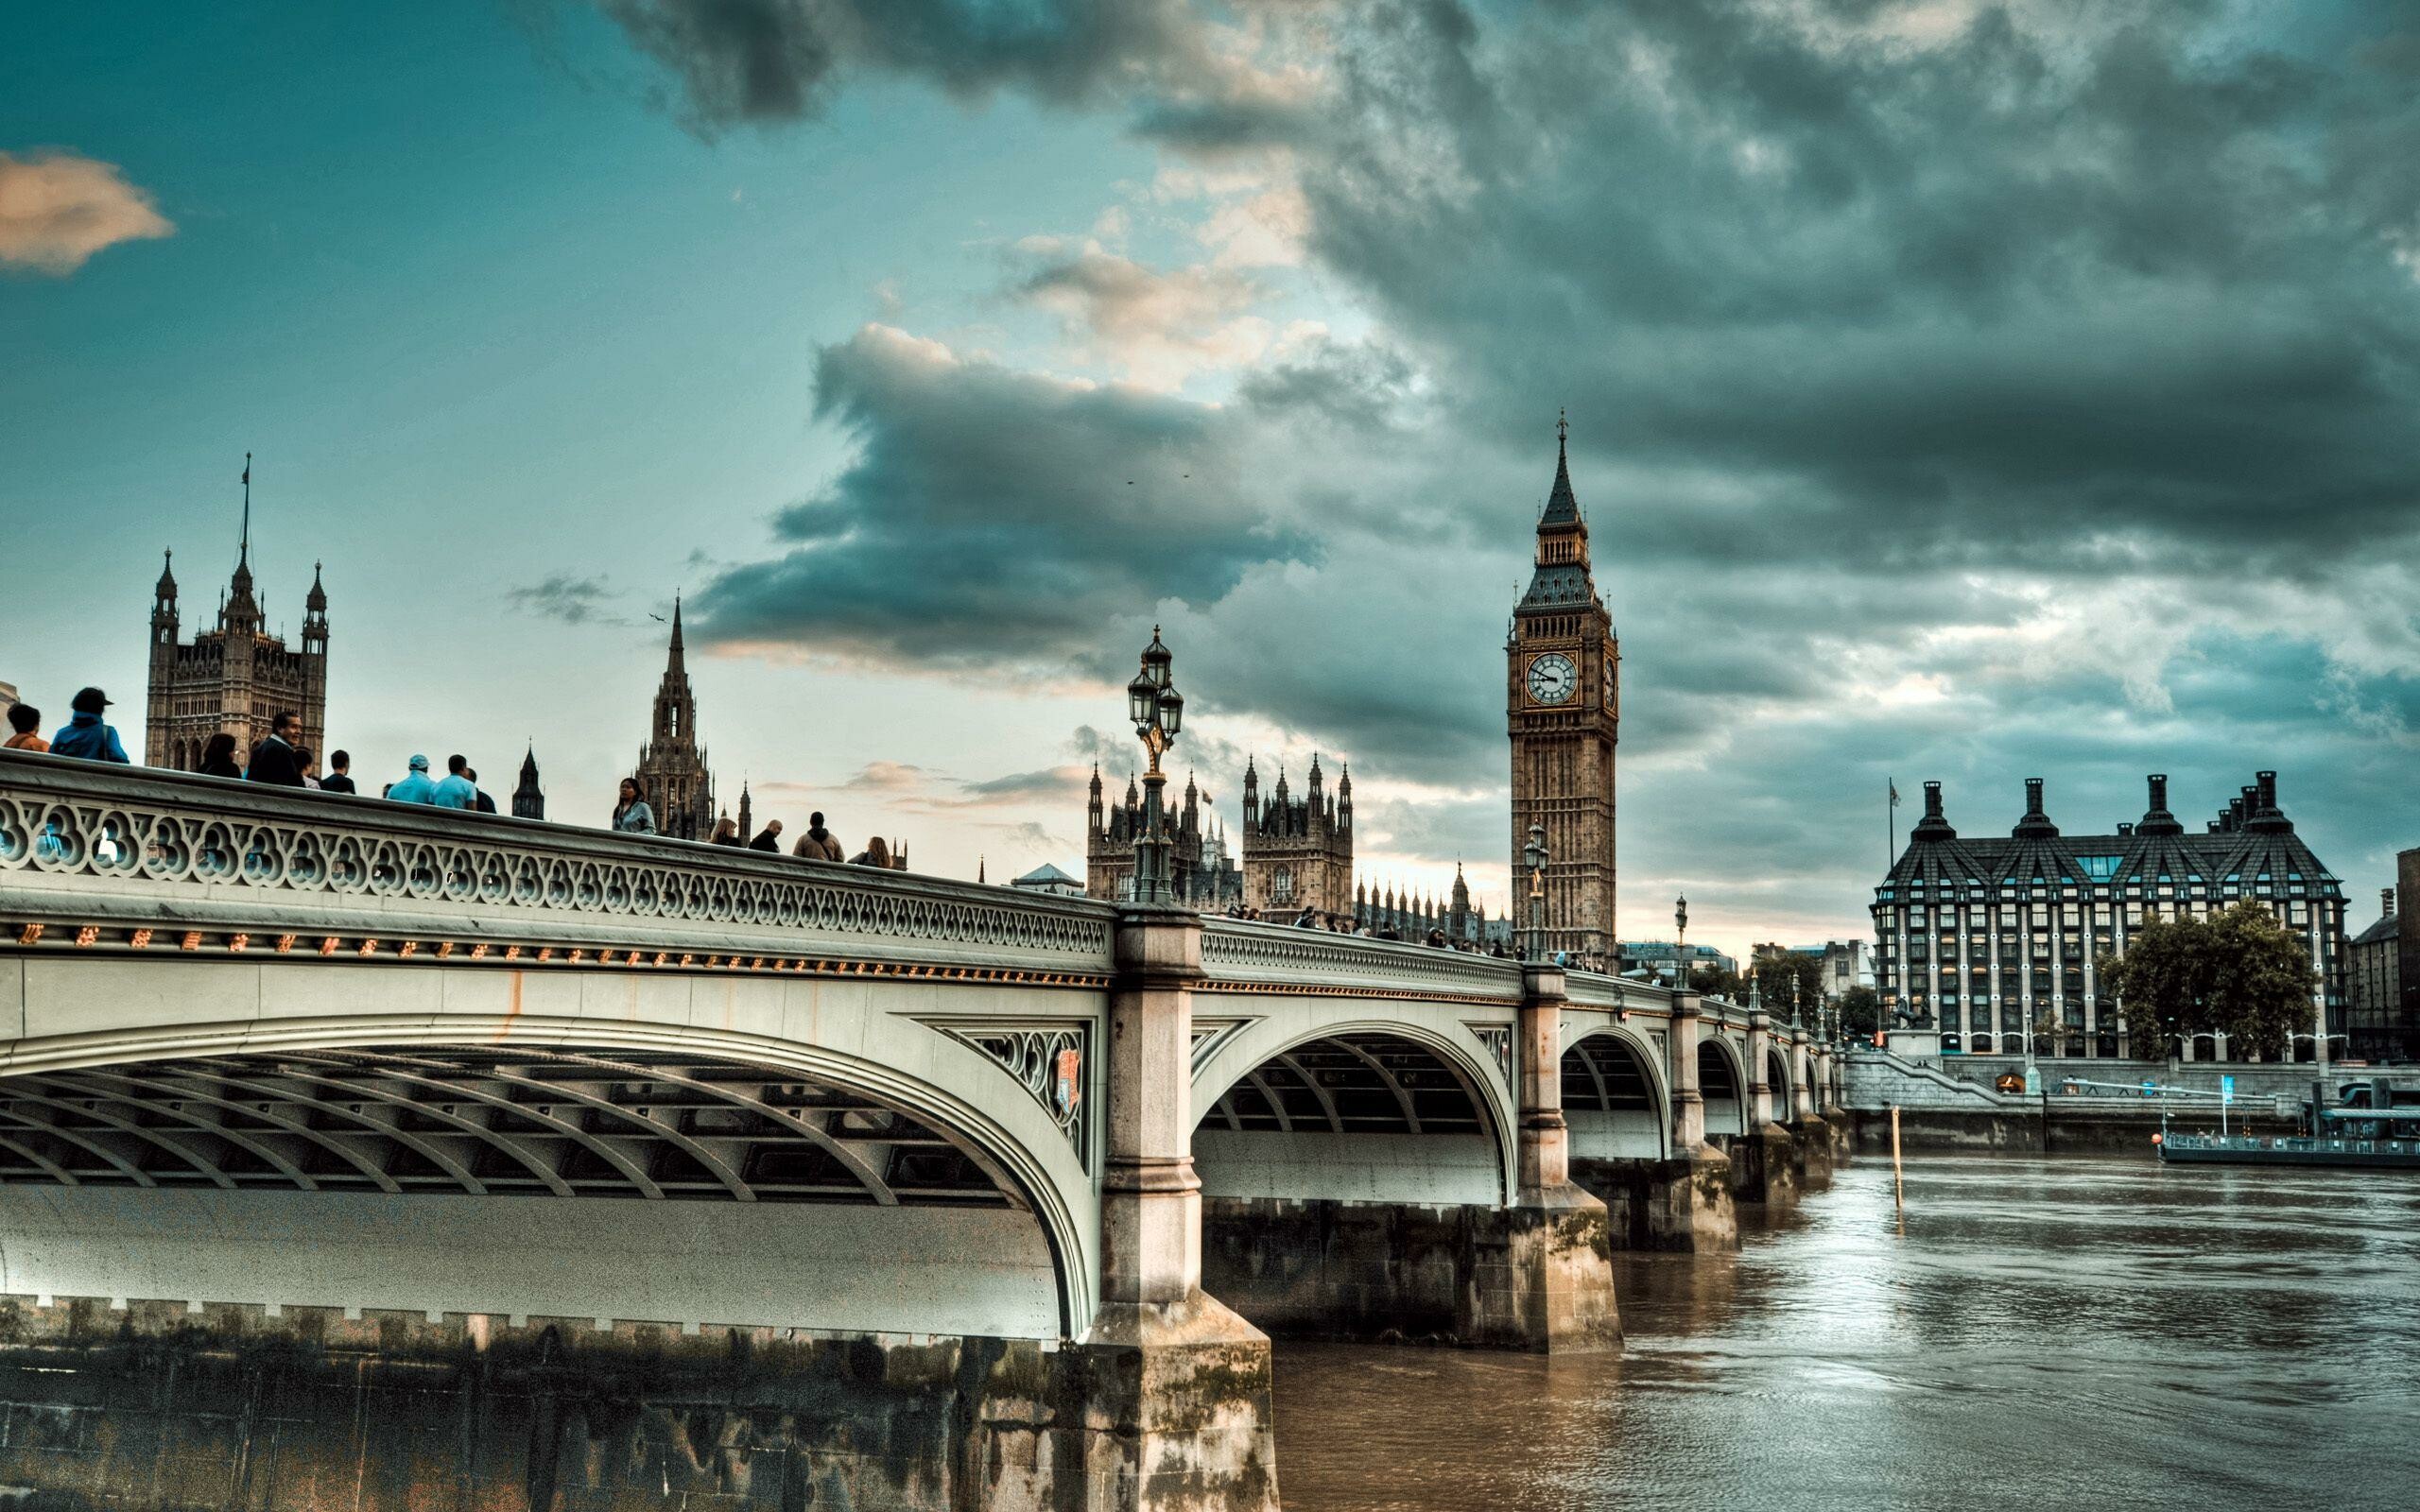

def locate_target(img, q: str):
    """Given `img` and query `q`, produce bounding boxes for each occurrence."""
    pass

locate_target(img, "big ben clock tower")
[1508,414,1619,964]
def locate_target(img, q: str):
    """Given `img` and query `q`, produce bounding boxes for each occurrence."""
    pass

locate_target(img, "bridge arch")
[1699,1034,1748,1137]
[0,993,1099,1341]
[1561,1025,1670,1161]
[1191,1017,1513,1209]
[1767,1043,1794,1122]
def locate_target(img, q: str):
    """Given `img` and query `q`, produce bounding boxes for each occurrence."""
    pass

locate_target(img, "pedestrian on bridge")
[466,767,497,814]
[709,816,741,847]
[431,755,478,809]
[48,689,128,765]
[848,835,891,868]
[320,750,356,794]
[197,732,241,778]
[791,813,844,862]
[613,778,656,834]
[244,711,306,787]
[749,820,785,852]
[388,754,441,805]
[294,747,320,788]
[4,703,46,753]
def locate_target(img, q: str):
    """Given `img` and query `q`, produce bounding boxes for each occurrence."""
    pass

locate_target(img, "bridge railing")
[0,752,1115,975]
[1199,917,1523,1004]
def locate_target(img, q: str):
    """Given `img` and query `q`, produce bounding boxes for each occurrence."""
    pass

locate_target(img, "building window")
[1272,867,1294,903]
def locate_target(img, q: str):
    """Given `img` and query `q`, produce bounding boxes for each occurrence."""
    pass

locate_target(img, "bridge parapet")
[0,753,1114,977]
[1199,918,1522,1003]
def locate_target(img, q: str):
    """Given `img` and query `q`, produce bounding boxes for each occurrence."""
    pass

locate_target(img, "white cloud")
[0,149,173,275]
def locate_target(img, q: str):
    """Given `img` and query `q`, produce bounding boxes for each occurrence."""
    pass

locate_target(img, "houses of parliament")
[1084,419,1619,960]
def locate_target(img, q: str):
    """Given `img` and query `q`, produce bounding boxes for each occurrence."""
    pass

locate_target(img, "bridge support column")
[1813,1040,1852,1163]
[1586,990,1735,1251]
[1089,904,1280,1511]
[1475,963,1621,1352]
[1789,1020,1834,1189]
[1731,1007,1798,1208]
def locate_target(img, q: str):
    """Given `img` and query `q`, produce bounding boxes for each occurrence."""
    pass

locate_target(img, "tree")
[1752,950,1826,1023]
[2097,902,2318,1061]
[1838,985,1881,1040]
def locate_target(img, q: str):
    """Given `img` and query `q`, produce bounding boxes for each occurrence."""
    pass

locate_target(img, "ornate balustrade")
[0,753,1115,978]
[1198,918,1523,1005]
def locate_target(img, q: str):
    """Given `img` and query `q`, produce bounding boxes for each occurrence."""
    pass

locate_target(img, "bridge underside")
[1194,1031,1500,1207]
[0,1044,1063,1340]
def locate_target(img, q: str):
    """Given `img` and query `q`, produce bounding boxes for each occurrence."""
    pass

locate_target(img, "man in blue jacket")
[48,688,129,764]
[387,754,441,804]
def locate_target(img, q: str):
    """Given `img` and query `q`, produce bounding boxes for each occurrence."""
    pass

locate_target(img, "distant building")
[1876,773,2346,1058]
[1241,756,1353,921]
[1011,863,1087,899]
[145,479,330,776]
[1507,419,1619,964]
[1352,866,1490,945]
[2404,849,2420,1059]
[631,600,716,841]
[1753,940,1876,999]
[2347,887,2402,1059]
[1621,940,1738,985]
[511,747,545,821]
[1085,767,1244,907]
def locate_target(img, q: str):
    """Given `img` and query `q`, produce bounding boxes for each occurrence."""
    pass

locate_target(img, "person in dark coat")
[320,749,357,794]
[709,817,742,847]
[244,711,307,787]
[791,812,845,862]
[748,820,785,852]
[848,835,891,868]
[48,688,129,764]
[198,731,243,779]
[466,767,497,814]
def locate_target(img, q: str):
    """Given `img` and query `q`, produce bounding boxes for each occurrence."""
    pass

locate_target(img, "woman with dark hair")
[198,731,243,779]
[612,777,656,835]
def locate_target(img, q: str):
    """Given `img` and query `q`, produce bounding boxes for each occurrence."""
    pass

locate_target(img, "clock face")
[1527,652,1577,705]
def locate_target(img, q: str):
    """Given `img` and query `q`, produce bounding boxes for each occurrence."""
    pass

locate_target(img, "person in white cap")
[387,754,441,805]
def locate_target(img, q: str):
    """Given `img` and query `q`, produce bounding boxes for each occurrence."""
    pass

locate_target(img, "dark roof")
[1518,561,1597,610]
[1881,775,2341,899]
[1542,427,1581,526]
[2352,914,2400,947]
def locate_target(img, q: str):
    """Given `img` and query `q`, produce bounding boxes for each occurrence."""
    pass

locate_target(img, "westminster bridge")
[0,754,1845,1512]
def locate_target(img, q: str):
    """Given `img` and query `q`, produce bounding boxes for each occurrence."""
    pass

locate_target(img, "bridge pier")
[1194,965,1618,1353]
[1092,904,1280,1511]
[1728,1006,1800,1208]
[1578,990,1737,1251]
[1788,1021,1835,1190]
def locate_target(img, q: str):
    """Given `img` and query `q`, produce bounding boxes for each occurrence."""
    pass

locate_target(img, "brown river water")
[1270,1155,2420,1511]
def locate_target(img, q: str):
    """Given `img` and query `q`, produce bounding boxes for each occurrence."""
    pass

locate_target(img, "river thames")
[1272,1154,2420,1510]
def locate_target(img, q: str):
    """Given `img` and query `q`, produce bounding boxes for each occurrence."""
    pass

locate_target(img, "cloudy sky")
[6,0,2417,958]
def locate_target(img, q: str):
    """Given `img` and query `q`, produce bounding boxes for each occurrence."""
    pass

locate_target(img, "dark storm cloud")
[1297,0,2420,576]
[690,323,1316,668]
[614,0,2420,924]
[590,0,1207,126]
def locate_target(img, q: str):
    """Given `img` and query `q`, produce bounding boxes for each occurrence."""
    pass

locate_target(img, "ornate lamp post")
[1125,627,1185,903]
[1673,893,1689,992]
[1522,822,1547,962]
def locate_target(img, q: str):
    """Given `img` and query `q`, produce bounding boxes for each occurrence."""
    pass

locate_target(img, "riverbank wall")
[1845,1048,2310,1154]
[0,1296,1277,1512]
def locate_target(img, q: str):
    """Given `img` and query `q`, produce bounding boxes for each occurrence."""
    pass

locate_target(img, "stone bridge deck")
[0,753,1849,1510]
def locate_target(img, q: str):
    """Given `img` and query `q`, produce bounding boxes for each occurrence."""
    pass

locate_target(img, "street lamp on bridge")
[1522,822,1547,962]
[1673,893,1689,992]
[1125,627,1185,904]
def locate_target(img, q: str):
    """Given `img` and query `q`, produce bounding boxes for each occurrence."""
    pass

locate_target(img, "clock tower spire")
[1507,411,1619,964]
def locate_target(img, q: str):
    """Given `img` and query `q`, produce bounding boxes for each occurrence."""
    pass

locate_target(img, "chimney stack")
[2137,773,2184,836]
[2384,887,2397,919]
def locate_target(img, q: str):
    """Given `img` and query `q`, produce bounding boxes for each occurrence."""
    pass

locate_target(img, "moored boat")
[2160,1077,2420,1169]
